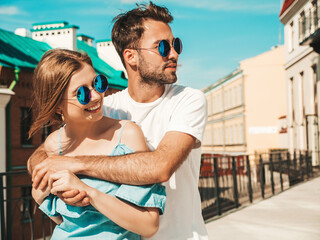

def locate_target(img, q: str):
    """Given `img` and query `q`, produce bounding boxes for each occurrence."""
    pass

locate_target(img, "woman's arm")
[32,187,63,225]
[49,170,159,238]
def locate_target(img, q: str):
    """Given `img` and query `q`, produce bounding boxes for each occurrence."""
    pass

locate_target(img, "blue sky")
[0,0,284,89]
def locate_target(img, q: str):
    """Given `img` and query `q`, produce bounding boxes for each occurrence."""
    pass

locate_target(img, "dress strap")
[59,126,63,156]
[117,121,129,145]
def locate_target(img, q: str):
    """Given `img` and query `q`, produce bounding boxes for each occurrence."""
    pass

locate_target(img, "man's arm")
[27,144,47,175]
[29,144,90,205]
[32,131,195,187]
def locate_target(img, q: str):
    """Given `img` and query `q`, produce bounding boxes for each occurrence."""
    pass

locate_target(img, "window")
[238,85,243,105]
[288,21,294,52]
[299,11,306,40]
[20,107,32,145]
[233,86,237,106]
[312,65,318,115]
[240,124,244,143]
[230,126,233,144]
[290,77,295,125]
[234,125,238,144]
[224,91,228,110]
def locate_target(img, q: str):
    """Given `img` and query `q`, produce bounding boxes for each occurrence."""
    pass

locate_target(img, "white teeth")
[87,102,100,111]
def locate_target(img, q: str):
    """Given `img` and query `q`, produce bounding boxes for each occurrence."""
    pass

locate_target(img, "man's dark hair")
[112,1,173,68]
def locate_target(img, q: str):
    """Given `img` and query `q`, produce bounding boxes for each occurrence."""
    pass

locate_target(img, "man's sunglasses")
[136,38,182,57]
[75,74,108,105]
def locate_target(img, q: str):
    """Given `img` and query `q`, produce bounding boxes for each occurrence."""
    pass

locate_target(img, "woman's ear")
[123,49,137,67]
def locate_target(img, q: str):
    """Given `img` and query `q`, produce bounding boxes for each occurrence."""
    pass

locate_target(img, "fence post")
[299,151,304,181]
[232,157,239,208]
[213,157,221,215]
[279,153,283,191]
[269,153,275,195]
[0,174,5,240]
[286,152,290,185]
[259,155,265,199]
[306,151,310,179]
[246,156,253,203]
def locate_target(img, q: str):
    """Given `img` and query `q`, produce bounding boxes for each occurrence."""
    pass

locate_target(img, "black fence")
[0,171,54,240]
[0,151,318,239]
[199,151,318,221]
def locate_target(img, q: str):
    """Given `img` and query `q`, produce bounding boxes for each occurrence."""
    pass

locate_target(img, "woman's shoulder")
[117,120,148,152]
[44,128,61,155]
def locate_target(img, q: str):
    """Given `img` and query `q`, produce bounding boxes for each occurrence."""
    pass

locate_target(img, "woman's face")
[60,63,105,124]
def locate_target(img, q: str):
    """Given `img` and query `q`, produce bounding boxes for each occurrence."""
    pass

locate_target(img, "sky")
[0,0,284,90]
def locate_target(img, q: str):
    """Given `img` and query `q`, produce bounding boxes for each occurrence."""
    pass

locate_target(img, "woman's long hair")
[29,49,93,138]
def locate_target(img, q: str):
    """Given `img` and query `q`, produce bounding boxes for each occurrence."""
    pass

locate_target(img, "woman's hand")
[49,170,88,195]
[32,185,51,205]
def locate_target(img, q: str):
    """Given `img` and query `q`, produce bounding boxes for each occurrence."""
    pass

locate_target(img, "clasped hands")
[32,155,90,206]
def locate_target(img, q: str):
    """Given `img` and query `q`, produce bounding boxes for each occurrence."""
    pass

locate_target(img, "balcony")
[299,5,320,53]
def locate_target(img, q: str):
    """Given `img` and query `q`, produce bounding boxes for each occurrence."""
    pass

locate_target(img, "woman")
[29,49,166,239]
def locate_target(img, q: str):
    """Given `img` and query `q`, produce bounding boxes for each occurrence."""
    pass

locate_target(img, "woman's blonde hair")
[29,49,93,138]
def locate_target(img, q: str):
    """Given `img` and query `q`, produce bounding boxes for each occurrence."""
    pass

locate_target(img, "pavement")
[205,177,320,240]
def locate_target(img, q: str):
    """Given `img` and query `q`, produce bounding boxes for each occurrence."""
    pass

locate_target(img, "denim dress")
[39,125,166,239]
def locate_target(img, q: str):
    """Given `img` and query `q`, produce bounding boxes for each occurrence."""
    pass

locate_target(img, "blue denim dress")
[39,124,166,239]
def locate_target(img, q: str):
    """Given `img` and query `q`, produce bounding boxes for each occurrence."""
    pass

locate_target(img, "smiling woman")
[28,48,166,239]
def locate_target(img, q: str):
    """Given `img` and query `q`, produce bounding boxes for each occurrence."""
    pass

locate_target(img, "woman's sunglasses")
[76,74,108,105]
[136,38,182,57]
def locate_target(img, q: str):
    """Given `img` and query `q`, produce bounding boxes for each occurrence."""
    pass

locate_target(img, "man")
[30,2,208,239]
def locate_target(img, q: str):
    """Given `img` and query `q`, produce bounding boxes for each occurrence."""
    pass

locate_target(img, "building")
[202,46,286,156]
[280,0,320,166]
[0,22,127,239]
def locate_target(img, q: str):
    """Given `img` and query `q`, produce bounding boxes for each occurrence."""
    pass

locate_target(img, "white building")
[32,21,78,51]
[96,40,127,77]
[280,0,320,166]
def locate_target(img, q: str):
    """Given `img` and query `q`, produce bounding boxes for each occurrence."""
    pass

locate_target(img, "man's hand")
[32,155,80,190]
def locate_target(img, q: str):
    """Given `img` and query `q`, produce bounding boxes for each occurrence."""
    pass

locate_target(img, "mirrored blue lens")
[158,40,170,57]
[94,75,108,93]
[77,86,91,105]
[173,38,182,54]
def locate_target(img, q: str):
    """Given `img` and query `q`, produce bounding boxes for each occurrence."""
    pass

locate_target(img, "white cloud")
[0,6,20,15]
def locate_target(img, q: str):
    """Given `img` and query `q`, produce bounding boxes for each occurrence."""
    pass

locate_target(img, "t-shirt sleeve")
[39,194,60,217]
[115,183,166,215]
[167,89,207,143]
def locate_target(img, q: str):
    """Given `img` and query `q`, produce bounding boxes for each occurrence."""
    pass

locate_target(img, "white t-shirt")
[103,84,208,240]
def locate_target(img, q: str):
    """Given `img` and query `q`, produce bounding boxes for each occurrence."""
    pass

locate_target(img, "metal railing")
[0,171,54,240]
[299,5,320,43]
[199,150,318,221]
[0,151,318,239]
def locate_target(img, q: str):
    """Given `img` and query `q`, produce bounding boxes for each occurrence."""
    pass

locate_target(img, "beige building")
[280,0,320,166]
[202,46,286,155]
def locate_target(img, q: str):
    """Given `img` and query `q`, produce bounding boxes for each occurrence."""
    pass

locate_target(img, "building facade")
[280,0,320,166]
[202,46,286,156]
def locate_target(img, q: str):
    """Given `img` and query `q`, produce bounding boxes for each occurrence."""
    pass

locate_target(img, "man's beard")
[138,54,177,86]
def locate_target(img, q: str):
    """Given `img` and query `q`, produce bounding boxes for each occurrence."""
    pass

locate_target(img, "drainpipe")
[5,67,19,240]
[7,67,20,172]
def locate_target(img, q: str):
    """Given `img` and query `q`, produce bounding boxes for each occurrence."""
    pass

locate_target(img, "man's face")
[137,19,179,86]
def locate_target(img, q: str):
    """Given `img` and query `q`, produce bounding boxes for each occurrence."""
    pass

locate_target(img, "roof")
[0,28,127,89]
[31,25,79,32]
[77,34,94,40]
[32,21,69,26]
[77,40,127,89]
[96,39,111,43]
[202,68,242,94]
[279,0,296,16]
[0,28,51,69]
